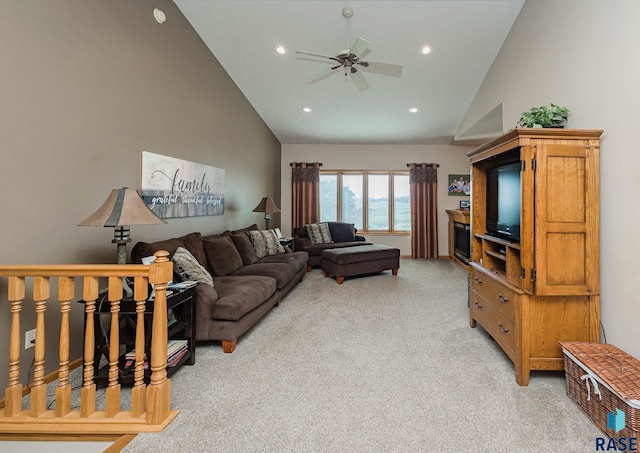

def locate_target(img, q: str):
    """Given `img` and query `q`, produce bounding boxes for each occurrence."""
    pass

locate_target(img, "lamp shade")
[252,197,281,214]
[78,187,166,227]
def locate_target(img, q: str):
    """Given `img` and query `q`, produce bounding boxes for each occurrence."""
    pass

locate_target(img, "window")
[368,174,389,231]
[341,174,363,229]
[319,174,338,222]
[394,174,410,231]
[320,171,410,233]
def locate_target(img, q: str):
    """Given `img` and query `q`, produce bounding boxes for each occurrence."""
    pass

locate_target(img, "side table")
[80,284,197,386]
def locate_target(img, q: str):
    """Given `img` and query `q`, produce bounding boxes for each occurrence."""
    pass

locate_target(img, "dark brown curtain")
[409,163,438,258]
[291,162,321,229]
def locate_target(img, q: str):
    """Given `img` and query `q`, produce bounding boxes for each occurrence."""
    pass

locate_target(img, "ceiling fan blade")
[296,56,340,65]
[307,65,341,84]
[349,38,370,59]
[350,69,369,91]
[358,61,403,78]
[295,50,339,62]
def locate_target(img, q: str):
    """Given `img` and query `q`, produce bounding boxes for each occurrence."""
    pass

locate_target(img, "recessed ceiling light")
[420,45,432,55]
[302,107,312,113]
[409,107,419,113]
[275,45,288,55]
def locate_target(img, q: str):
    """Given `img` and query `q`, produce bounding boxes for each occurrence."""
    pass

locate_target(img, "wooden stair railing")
[0,250,178,435]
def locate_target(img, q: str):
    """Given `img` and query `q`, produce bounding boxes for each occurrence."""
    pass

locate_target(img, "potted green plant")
[517,103,570,128]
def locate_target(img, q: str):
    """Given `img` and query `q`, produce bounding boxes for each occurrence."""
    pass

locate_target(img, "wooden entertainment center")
[467,128,602,386]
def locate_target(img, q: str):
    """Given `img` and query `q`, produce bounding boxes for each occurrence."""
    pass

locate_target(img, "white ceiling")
[174,0,525,145]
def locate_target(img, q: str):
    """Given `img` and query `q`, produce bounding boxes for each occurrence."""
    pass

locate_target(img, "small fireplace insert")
[453,221,471,263]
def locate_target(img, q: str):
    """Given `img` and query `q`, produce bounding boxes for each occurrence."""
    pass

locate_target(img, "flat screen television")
[486,161,521,242]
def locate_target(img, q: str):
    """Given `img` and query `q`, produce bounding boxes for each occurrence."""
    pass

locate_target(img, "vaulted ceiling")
[174,0,525,144]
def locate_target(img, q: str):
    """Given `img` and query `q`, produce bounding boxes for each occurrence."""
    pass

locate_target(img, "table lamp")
[252,197,280,230]
[78,187,166,296]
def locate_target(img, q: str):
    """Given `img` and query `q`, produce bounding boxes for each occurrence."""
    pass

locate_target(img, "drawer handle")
[474,301,482,309]
[498,322,509,333]
[498,293,510,303]
[474,276,482,284]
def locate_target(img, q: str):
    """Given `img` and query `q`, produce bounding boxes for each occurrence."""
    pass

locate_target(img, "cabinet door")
[533,143,599,296]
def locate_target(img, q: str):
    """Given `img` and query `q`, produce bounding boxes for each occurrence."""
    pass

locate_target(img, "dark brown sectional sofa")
[293,222,370,268]
[131,224,308,353]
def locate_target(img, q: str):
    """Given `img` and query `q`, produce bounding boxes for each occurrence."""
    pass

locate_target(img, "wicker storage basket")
[561,342,640,439]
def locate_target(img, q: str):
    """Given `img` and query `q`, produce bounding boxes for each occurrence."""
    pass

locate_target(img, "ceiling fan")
[294,7,403,92]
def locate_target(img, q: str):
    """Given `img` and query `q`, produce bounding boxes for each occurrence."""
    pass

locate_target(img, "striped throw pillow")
[306,223,333,245]
[247,229,286,259]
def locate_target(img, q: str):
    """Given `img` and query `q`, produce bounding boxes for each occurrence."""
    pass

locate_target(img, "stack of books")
[124,339,189,370]
[167,339,189,367]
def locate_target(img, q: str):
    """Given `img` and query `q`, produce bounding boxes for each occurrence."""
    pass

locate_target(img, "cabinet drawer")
[470,289,516,358]
[470,270,517,320]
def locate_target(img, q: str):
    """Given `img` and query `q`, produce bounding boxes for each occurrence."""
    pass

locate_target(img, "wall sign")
[140,151,225,219]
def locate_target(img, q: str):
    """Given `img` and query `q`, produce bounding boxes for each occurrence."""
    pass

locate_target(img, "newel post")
[146,250,173,425]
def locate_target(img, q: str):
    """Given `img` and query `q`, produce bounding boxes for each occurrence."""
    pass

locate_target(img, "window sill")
[359,231,410,236]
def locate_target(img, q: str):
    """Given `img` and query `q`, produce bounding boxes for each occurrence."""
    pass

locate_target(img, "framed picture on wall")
[459,200,470,210]
[448,174,471,196]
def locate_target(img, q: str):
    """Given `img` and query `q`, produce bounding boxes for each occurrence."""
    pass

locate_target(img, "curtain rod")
[406,163,439,167]
[290,162,323,166]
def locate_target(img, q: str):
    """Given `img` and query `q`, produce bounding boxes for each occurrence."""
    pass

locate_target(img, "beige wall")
[460,0,640,358]
[0,0,280,391]
[281,144,473,256]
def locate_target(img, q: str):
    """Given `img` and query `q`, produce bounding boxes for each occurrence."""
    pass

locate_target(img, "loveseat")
[131,224,308,353]
[293,222,370,269]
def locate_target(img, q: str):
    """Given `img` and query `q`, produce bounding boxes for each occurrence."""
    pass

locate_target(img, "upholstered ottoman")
[321,244,400,284]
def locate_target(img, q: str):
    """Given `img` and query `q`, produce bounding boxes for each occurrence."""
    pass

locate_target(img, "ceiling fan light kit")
[295,7,403,91]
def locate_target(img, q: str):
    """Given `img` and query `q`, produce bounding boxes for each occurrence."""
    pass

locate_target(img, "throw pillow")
[131,232,207,268]
[231,232,260,266]
[171,247,214,286]
[247,229,286,259]
[306,222,333,245]
[203,236,244,277]
[233,223,259,234]
[328,222,356,243]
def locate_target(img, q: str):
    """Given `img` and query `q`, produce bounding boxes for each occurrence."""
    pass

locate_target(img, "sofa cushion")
[304,241,372,256]
[306,222,333,244]
[202,230,231,241]
[328,222,356,243]
[231,232,260,266]
[258,251,308,273]
[247,229,285,258]
[203,236,244,277]
[211,275,277,321]
[229,263,295,290]
[293,226,309,239]
[131,232,207,268]
[171,247,214,286]
[232,223,259,234]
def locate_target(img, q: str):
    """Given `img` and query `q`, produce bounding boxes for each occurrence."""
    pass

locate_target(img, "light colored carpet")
[115,258,601,452]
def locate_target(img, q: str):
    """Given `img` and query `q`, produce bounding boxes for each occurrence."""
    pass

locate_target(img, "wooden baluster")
[105,276,122,418]
[30,276,49,417]
[5,276,25,416]
[81,276,98,417]
[146,251,173,425]
[131,276,149,417]
[56,276,74,416]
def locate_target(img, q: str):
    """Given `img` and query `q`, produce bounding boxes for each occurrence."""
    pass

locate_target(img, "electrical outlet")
[25,329,36,350]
